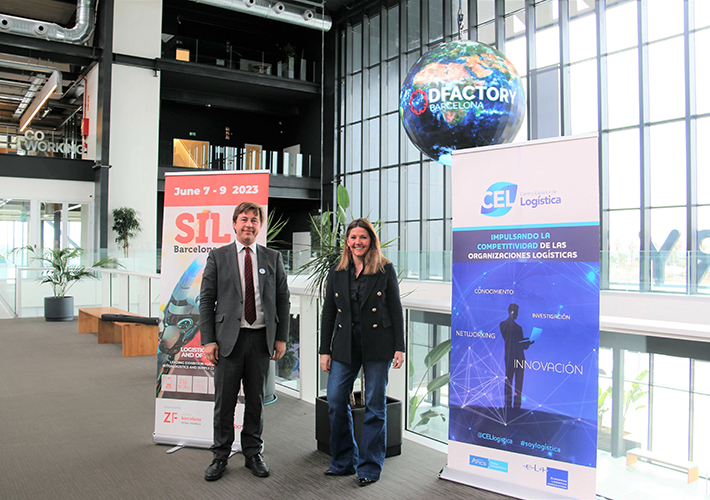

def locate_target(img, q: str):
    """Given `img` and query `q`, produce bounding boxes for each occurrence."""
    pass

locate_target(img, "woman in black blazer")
[319,218,405,486]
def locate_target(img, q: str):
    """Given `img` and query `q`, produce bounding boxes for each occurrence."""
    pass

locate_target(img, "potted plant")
[17,246,121,321]
[300,185,404,457]
[112,207,142,258]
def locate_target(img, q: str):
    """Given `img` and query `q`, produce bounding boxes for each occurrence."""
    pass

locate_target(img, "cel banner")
[153,171,269,450]
[440,136,599,500]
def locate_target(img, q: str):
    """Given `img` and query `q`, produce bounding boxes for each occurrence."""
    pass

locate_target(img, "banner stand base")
[439,465,572,500]
[167,445,185,454]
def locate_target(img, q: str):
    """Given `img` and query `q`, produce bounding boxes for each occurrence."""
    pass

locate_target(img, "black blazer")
[199,242,290,357]
[319,262,405,364]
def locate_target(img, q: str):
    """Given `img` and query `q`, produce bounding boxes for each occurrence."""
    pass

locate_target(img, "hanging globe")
[399,40,526,166]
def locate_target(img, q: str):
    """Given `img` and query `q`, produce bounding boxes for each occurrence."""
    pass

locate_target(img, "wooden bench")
[78,307,158,357]
[626,447,699,483]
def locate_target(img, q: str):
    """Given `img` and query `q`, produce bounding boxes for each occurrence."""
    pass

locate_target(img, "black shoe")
[324,468,356,476]
[204,459,228,481]
[245,453,270,477]
[358,477,377,487]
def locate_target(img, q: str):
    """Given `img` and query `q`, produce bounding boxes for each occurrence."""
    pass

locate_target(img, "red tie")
[244,247,256,325]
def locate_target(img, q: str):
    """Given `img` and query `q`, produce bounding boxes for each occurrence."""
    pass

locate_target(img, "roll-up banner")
[153,171,270,450]
[441,136,599,500]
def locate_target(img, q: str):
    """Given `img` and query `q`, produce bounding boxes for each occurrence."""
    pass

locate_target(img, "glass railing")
[285,248,710,295]
[162,35,317,82]
[159,140,316,178]
[0,127,85,159]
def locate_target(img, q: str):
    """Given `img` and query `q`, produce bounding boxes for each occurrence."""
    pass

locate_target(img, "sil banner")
[440,136,600,500]
[153,170,270,449]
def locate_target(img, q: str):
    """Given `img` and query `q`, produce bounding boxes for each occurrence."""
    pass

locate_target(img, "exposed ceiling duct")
[0,0,94,44]
[189,0,332,31]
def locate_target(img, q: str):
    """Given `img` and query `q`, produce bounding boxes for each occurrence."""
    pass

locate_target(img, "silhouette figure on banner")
[499,303,536,409]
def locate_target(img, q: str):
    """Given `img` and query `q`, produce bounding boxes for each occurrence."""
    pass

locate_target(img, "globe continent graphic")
[399,40,525,166]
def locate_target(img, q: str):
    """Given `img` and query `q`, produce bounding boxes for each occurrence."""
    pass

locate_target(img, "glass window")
[505,34,527,75]
[383,113,399,166]
[404,220,421,277]
[352,122,362,173]
[428,0,444,43]
[478,1,495,24]
[0,199,30,262]
[697,0,710,29]
[427,162,444,219]
[505,11,527,42]
[352,72,362,123]
[648,37,685,123]
[405,163,421,221]
[693,390,710,465]
[651,354,690,458]
[607,49,639,129]
[569,10,597,63]
[696,29,710,115]
[407,0,421,50]
[368,66,381,118]
[608,209,640,290]
[699,206,710,292]
[505,0,524,15]
[276,297,301,391]
[450,0,468,39]
[386,59,400,112]
[426,220,445,280]
[367,117,380,170]
[353,23,363,72]
[649,121,686,208]
[387,5,400,59]
[382,166,399,221]
[369,14,381,66]
[654,354,690,391]
[477,21,496,45]
[608,128,640,209]
[346,173,362,219]
[647,0,684,42]
[650,207,686,292]
[346,26,353,74]
[41,202,62,251]
[606,1,638,53]
[363,169,380,221]
[570,59,598,135]
[346,76,353,124]
[598,347,613,430]
[407,312,451,442]
[622,351,650,448]
[535,1,559,69]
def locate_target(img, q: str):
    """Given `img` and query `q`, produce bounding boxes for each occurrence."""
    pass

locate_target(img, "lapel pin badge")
[259,268,266,274]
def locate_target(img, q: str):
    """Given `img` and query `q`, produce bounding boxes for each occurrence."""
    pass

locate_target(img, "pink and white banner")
[153,170,269,450]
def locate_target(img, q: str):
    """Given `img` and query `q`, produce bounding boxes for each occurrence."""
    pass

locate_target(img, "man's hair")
[508,303,519,315]
[233,202,265,225]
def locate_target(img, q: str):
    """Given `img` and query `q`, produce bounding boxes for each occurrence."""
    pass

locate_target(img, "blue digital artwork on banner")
[449,247,599,468]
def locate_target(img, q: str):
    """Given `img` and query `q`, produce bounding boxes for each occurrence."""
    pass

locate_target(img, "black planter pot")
[315,392,402,458]
[44,296,74,322]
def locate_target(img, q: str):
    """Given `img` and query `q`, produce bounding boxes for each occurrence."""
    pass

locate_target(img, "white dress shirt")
[235,240,266,329]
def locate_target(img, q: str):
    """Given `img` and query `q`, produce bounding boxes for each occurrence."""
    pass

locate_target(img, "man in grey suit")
[199,201,290,481]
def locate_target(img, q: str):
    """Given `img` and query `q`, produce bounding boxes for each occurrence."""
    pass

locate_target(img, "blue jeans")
[327,351,391,480]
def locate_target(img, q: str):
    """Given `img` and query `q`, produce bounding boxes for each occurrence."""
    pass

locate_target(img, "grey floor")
[0,317,515,500]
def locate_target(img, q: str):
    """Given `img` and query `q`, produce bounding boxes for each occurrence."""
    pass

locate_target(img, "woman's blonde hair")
[336,218,390,274]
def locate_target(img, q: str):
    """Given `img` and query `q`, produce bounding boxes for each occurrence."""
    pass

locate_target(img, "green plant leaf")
[408,396,418,426]
[426,373,450,393]
[424,339,451,369]
[337,184,350,210]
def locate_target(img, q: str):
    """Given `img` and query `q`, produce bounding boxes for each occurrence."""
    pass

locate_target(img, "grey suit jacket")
[199,242,290,357]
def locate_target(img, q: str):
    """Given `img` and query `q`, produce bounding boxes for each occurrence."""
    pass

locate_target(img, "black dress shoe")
[358,477,377,487]
[204,459,228,481]
[244,453,270,477]
[324,468,356,476]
